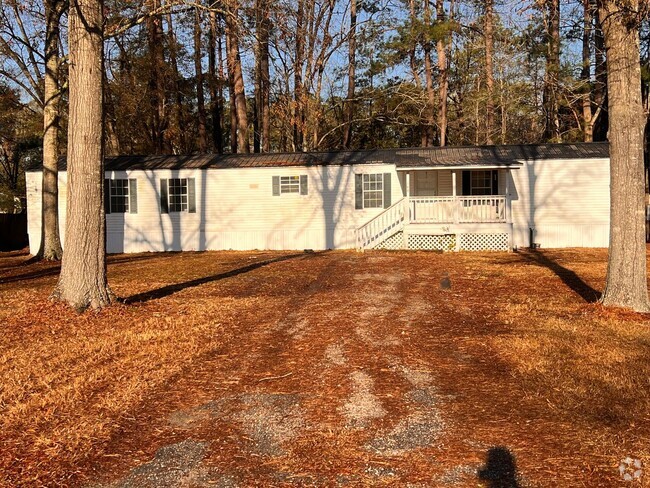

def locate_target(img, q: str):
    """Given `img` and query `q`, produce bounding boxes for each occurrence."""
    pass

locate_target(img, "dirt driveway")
[1,249,649,487]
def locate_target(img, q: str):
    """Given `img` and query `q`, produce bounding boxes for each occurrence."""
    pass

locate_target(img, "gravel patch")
[436,464,480,485]
[98,439,208,488]
[340,371,386,427]
[287,317,310,339]
[399,365,434,388]
[324,343,347,365]
[368,411,445,455]
[365,464,398,477]
[236,393,305,456]
[355,326,401,347]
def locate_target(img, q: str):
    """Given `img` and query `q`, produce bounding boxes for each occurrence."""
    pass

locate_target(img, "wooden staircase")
[355,198,408,250]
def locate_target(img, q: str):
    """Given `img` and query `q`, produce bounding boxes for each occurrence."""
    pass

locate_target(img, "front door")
[416,171,437,196]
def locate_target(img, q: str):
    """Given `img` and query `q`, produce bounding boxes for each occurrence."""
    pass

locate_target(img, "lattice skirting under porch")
[374,231,404,250]
[407,234,456,251]
[458,233,509,251]
[371,231,510,252]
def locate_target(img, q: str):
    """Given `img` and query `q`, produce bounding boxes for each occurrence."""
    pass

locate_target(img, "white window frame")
[108,178,129,213]
[362,173,384,209]
[168,177,189,212]
[279,175,301,194]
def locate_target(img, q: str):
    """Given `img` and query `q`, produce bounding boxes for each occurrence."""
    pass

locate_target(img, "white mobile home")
[25,143,610,253]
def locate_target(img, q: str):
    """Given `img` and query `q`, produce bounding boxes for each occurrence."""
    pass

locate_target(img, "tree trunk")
[408,0,422,88]
[146,0,167,154]
[593,6,608,141]
[225,0,249,153]
[53,0,111,311]
[38,0,63,261]
[104,73,121,155]
[484,0,495,144]
[293,0,305,151]
[253,0,261,154]
[342,0,356,149]
[598,0,650,312]
[422,0,436,147]
[259,6,271,153]
[252,0,270,153]
[208,9,223,154]
[436,0,448,147]
[167,11,187,152]
[543,0,561,142]
[581,0,594,142]
[194,7,208,152]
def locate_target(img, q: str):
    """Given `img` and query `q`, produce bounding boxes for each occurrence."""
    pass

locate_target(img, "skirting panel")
[408,234,456,251]
[459,232,509,251]
[375,231,404,250]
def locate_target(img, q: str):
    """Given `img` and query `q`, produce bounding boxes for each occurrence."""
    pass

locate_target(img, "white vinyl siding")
[24,157,611,253]
[27,164,400,253]
[509,158,610,248]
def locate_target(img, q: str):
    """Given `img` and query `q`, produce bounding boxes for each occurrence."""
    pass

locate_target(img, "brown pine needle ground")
[0,247,648,487]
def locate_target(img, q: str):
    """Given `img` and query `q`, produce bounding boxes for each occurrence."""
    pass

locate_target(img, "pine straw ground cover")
[0,248,649,487]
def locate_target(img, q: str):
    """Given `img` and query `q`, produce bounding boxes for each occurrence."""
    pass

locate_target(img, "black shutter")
[104,179,111,214]
[272,176,280,196]
[188,178,196,213]
[491,170,499,195]
[462,171,471,196]
[300,174,308,195]
[355,174,363,209]
[383,173,391,208]
[160,179,168,214]
[129,179,138,214]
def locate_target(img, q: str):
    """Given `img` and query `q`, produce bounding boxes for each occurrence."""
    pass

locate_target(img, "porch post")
[505,170,510,223]
[452,170,458,224]
[403,172,410,250]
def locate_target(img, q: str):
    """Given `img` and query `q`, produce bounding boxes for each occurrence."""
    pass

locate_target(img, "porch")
[408,195,507,224]
[356,165,519,251]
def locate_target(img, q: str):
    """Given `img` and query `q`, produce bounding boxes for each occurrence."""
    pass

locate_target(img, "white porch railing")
[410,195,507,223]
[356,197,408,250]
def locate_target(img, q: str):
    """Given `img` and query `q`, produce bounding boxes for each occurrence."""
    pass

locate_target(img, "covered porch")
[397,166,517,225]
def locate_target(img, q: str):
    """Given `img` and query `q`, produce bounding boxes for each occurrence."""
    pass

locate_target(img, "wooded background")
[1,0,650,206]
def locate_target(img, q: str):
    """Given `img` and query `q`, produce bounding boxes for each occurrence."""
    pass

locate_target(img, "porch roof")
[392,142,609,169]
[30,142,609,172]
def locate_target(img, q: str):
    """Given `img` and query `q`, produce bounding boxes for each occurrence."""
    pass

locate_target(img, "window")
[105,178,137,214]
[471,170,493,195]
[109,179,129,213]
[280,175,300,194]
[272,175,308,196]
[168,178,188,212]
[355,173,391,210]
[160,178,195,214]
[363,173,384,208]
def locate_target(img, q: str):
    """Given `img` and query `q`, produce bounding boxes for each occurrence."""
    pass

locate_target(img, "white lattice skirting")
[372,231,510,252]
[459,233,509,251]
[375,231,404,250]
[407,234,456,251]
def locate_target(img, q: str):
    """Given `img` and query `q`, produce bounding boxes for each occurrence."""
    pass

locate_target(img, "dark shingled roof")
[31,142,609,172]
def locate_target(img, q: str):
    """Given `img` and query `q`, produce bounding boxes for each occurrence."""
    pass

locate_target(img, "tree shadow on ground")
[519,250,600,303]
[0,253,169,285]
[124,252,309,304]
[478,447,521,488]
